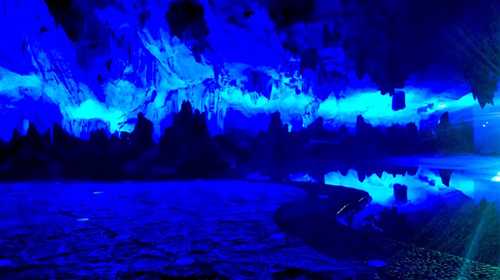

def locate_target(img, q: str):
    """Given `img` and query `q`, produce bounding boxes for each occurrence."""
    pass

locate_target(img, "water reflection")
[388,155,500,205]
[291,156,500,207]
[324,168,448,205]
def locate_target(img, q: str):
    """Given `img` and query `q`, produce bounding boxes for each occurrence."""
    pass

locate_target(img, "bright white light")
[491,172,500,182]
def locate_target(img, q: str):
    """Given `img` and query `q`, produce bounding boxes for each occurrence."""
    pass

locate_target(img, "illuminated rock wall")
[0,0,495,140]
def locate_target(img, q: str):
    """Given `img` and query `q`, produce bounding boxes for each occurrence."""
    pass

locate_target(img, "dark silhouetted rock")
[439,169,452,186]
[131,113,154,149]
[0,101,474,182]
[393,184,408,203]
[392,90,406,111]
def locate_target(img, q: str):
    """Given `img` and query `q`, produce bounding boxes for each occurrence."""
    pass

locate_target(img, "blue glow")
[317,89,478,127]
[0,43,483,138]
[324,169,450,206]
[0,0,490,138]
[1,2,499,277]
[67,99,124,133]
[367,260,387,268]
[322,159,500,207]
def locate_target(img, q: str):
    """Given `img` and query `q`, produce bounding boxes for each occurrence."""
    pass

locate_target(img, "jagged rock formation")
[0,102,473,181]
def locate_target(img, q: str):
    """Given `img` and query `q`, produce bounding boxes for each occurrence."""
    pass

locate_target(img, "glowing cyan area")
[491,172,500,182]
[323,167,493,206]
[318,89,477,127]
[324,169,449,205]
[388,155,500,180]
[0,29,481,138]
[0,0,498,142]
[0,67,42,96]
[67,100,124,133]
[0,0,488,138]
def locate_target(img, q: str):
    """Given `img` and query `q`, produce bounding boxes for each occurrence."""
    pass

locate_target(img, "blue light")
[0,0,487,138]
[323,165,492,207]
[0,46,482,138]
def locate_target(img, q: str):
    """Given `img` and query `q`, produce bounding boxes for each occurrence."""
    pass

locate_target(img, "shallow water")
[0,181,372,279]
